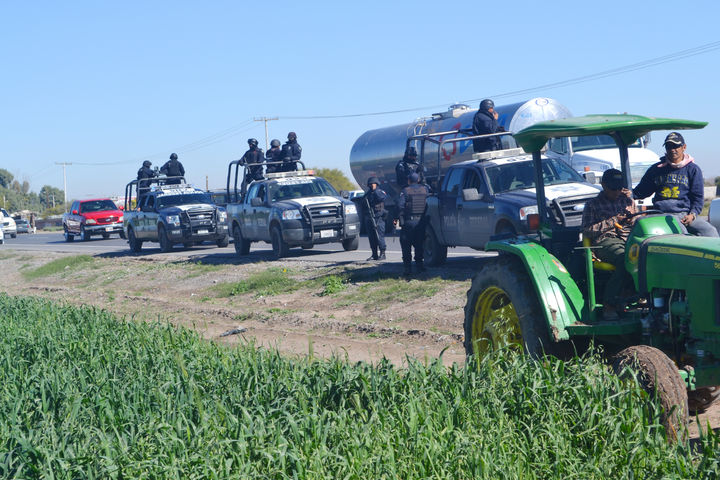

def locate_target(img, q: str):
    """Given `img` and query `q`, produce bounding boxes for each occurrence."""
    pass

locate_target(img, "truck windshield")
[269,179,338,202]
[80,200,119,213]
[571,134,642,152]
[630,162,655,185]
[157,193,211,208]
[486,158,585,194]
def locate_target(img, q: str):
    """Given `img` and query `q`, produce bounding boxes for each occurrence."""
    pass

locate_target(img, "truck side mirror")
[340,190,349,199]
[462,188,483,202]
[250,197,264,207]
[583,172,597,184]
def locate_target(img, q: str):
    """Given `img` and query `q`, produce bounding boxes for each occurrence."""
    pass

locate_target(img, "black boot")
[367,251,379,261]
[378,250,386,261]
[403,262,412,276]
[416,261,426,273]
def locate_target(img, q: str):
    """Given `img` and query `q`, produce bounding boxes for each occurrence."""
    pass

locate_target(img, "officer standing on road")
[364,176,387,261]
[472,99,503,153]
[281,132,302,172]
[395,146,424,188]
[160,153,185,185]
[396,173,430,275]
[265,139,283,174]
[137,160,157,204]
[241,138,265,181]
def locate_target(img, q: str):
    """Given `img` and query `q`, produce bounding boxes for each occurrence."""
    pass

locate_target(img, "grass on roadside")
[337,276,448,308]
[212,267,299,298]
[22,254,94,280]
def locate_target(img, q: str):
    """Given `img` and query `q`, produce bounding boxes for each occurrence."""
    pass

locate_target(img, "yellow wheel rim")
[471,286,523,359]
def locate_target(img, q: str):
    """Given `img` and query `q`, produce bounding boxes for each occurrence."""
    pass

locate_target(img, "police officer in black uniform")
[395,146,424,188]
[472,99,503,153]
[265,139,283,174]
[137,160,156,204]
[364,176,387,261]
[396,172,430,275]
[160,153,185,184]
[241,138,265,181]
[280,131,302,172]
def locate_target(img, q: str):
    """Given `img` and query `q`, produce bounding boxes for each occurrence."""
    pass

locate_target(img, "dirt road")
[1,248,717,439]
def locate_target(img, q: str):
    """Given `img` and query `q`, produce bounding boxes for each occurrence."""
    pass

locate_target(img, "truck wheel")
[271,225,289,259]
[102,233,110,239]
[119,230,126,240]
[127,227,142,252]
[301,243,314,250]
[158,225,173,252]
[63,226,74,242]
[464,255,552,361]
[183,242,193,249]
[233,225,250,255]
[612,345,688,441]
[216,234,230,248]
[342,236,359,251]
[81,226,91,242]
[424,226,447,266]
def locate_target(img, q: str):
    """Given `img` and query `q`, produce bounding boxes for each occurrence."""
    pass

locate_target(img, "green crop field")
[1,294,718,479]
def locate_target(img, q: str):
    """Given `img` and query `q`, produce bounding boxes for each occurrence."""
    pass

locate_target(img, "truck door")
[438,168,464,245]
[137,195,152,239]
[242,183,260,239]
[252,184,271,241]
[457,168,493,246]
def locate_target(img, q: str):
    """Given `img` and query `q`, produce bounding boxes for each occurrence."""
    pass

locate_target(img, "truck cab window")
[548,138,566,154]
[463,170,487,195]
[246,184,260,203]
[443,168,464,196]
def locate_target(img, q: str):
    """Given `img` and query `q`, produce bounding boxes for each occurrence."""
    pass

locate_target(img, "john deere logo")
[628,243,640,263]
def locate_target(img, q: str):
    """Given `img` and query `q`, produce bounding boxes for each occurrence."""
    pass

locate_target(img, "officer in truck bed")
[396,172,430,275]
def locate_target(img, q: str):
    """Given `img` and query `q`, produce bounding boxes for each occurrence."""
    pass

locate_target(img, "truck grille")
[550,194,596,227]
[97,215,119,224]
[183,208,216,233]
[305,204,343,227]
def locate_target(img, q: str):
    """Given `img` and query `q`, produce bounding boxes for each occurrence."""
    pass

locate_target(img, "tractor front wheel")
[463,255,552,361]
[612,345,688,441]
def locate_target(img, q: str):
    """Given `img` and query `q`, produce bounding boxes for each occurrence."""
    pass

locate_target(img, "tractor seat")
[582,236,616,271]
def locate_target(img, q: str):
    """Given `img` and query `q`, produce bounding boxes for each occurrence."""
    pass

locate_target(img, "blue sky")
[2,0,719,200]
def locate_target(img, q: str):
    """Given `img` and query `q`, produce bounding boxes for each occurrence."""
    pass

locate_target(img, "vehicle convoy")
[62,198,125,241]
[349,97,660,216]
[463,114,713,439]
[225,160,360,258]
[123,176,229,252]
[0,208,17,239]
[423,144,600,265]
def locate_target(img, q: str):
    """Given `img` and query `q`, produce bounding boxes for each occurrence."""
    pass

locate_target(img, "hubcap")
[471,286,523,358]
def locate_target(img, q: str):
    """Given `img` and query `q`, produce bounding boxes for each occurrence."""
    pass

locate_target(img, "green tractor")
[464,114,718,436]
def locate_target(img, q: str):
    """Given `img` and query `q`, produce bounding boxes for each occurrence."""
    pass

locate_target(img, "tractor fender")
[486,239,585,341]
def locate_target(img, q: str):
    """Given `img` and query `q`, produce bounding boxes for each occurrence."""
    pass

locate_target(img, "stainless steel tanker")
[349,97,572,199]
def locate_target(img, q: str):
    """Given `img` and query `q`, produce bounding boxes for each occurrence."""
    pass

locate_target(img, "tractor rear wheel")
[464,255,552,361]
[612,345,688,441]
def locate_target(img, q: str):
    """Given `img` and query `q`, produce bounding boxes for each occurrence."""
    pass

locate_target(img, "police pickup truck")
[225,163,360,258]
[123,176,229,253]
[424,148,600,265]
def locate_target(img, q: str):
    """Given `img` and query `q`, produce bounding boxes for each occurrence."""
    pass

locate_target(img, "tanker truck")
[348,97,661,222]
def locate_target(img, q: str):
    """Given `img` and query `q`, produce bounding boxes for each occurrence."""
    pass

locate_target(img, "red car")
[63,198,125,241]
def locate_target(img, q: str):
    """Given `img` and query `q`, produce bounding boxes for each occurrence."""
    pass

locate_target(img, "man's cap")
[408,173,419,183]
[601,168,624,190]
[663,132,685,146]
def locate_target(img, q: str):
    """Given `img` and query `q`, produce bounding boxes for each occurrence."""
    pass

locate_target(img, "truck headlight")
[166,214,181,226]
[118,215,123,222]
[85,218,97,225]
[519,205,538,221]
[344,204,357,215]
[282,209,301,220]
[218,210,227,222]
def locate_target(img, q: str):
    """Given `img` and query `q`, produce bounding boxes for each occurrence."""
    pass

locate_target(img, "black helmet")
[367,176,380,187]
[248,138,259,147]
[170,153,178,160]
[287,131,297,141]
[270,139,281,147]
[479,99,494,111]
[405,146,418,158]
[142,160,152,168]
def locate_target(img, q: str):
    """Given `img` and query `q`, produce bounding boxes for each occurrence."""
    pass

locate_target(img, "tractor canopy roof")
[514,114,708,153]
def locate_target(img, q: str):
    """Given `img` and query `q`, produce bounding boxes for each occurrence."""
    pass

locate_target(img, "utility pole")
[253,117,279,151]
[55,162,72,212]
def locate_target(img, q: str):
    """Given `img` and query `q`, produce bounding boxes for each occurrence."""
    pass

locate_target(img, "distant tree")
[21,180,30,195]
[0,169,12,188]
[715,176,720,187]
[39,185,65,209]
[11,180,21,193]
[312,168,356,192]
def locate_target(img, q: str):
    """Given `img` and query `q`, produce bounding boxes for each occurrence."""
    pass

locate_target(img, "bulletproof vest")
[403,184,428,217]
[165,160,183,176]
[368,190,385,213]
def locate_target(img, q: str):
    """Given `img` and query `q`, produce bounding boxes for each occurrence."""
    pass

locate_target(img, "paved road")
[2,231,494,265]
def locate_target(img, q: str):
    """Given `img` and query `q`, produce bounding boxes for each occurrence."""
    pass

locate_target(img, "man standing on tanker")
[395,146,424,188]
[160,153,185,185]
[472,99,503,153]
[633,132,718,237]
[364,176,387,261]
[396,172,430,275]
[582,169,637,320]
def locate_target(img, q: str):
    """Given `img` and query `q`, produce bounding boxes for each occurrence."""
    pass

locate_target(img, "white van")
[0,208,16,238]
[545,134,659,206]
